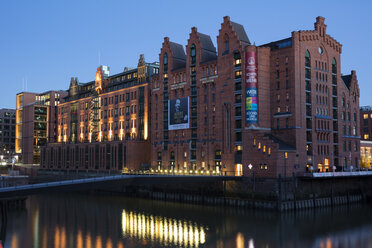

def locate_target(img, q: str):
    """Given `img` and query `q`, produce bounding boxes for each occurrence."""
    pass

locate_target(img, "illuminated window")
[263,145,266,153]
[370,114,372,118]
[268,147,271,155]
[258,142,261,150]
[235,145,242,151]
[284,152,288,159]
[234,52,241,66]
[364,134,369,140]
[235,70,242,77]
[277,107,281,113]
[253,139,256,146]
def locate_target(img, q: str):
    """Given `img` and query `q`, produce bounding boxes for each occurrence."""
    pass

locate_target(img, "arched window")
[163,53,168,73]
[190,44,196,64]
[305,50,311,67]
[332,58,337,74]
[305,50,311,80]
[224,34,229,53]
[163,53,168,65]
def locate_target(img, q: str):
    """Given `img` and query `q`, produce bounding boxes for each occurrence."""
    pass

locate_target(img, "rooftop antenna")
[22,78,24,91]
[25,77,28,91]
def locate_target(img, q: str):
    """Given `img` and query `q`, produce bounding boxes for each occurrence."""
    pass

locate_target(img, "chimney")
[314,16,327,37]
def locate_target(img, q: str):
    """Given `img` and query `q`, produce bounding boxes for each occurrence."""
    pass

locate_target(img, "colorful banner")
[245,51,258,124]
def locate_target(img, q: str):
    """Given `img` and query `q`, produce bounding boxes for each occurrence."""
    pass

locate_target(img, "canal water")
[3,192,372,248]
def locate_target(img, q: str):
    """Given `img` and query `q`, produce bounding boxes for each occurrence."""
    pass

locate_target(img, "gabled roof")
[169,42,186,60]
[197,32,217,63]
[231,21,251,46]
[169,41,186,70]
[342,75,352,90]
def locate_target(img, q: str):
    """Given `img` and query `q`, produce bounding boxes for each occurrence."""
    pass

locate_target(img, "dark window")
[332,58,337,74]
[305,50,311,67]
[190,44,196,64]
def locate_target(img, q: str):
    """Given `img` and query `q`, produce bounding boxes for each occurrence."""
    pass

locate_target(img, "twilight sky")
[0,0,371,108]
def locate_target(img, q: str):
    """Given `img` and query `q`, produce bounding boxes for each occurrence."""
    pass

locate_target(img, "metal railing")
[122,169,238,177]
[0,171,240,193]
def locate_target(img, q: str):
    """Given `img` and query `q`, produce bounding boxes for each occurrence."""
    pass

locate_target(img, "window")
[190,44,196,64]
[234,52,241,66]
[224,35,229,53]
[363,114,368,119]
[332,58,337,74]
[364,134,369,140]
[163,53,168,73]
[305,50,311,67]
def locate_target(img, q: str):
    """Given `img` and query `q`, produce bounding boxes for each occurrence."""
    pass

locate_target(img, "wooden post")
[292,172,297,210]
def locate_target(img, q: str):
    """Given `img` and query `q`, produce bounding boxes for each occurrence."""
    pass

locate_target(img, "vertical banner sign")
[245,51,258,124]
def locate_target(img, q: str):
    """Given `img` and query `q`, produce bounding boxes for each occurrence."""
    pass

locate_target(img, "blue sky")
[0,0,371,108]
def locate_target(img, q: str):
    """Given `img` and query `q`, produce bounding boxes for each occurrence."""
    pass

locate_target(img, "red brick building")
[151,16,360,177]
[41,55,158,171]
[39,16,360,176]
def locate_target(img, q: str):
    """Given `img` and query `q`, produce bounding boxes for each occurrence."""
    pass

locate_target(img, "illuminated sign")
[245,51,258,124]
[168,97,189,130]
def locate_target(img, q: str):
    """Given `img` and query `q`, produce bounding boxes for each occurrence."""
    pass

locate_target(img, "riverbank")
[8,168,372,211]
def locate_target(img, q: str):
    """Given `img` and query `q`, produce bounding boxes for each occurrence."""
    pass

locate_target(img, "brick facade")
[38,16,360,177]
[41,55,158,171]
[151,16,360,177]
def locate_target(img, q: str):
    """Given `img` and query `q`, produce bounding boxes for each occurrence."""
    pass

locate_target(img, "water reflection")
[121,210,206,247]
[3,193,372,248]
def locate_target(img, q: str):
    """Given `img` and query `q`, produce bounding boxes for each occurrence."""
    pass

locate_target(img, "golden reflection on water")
[121,209,207,247]
[86,233,92,248]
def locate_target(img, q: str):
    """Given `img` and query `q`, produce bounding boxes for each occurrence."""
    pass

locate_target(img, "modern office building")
[16,90,67,164]
[360,106,372,141]
[359,106,372,169]
[151,16,360,177]
[0,108,16,161]
[41,55,159,171]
